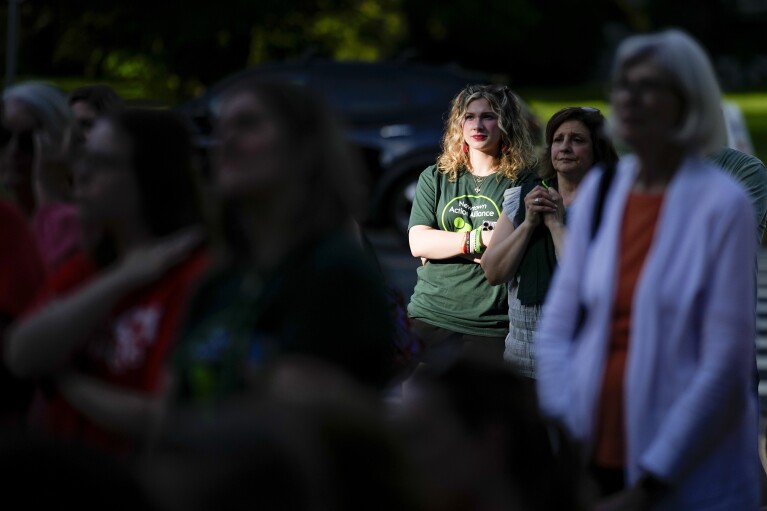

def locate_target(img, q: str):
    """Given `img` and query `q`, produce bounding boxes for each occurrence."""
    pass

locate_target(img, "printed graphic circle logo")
[441,194,502,232]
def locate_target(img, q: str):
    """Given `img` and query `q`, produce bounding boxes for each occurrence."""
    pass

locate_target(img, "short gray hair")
[3,81,74,150]
[610,28,727,155]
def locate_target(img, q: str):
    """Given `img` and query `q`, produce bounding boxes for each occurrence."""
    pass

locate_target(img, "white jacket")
[536,154,761,510]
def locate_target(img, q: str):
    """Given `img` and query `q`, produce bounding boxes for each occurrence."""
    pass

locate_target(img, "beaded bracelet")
[474,227,483,254]
[461,231,470,255]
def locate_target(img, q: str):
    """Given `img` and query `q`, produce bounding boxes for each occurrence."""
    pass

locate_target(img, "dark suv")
[174,59,530,241]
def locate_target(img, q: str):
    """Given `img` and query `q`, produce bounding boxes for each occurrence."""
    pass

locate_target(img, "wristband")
[462,231,470,255]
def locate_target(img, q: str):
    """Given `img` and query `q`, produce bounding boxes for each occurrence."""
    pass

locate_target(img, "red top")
[26,246,209,458]
[594,191,664,469]
[31,201,82,272]
[0,199,47,423]
[0,199,46,318]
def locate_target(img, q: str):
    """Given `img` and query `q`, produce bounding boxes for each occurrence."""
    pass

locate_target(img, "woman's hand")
[113,227,206,291]
[524,185,557,227]
[542,186,565,229]
[458,229,493,263]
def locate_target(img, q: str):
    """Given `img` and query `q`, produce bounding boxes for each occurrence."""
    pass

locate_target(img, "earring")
[463,143,469,154]
[500,144,509,154]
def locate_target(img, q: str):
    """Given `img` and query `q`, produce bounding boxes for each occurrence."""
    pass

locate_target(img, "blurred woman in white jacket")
[535,28,761,511]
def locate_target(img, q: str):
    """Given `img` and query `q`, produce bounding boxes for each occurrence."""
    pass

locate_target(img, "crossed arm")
[409,224,495,264]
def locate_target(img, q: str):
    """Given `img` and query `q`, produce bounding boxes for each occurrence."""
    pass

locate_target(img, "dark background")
[3,0,767,104]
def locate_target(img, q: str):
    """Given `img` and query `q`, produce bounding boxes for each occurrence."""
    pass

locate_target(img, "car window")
[309,68,406,119]
[400,69,475,109]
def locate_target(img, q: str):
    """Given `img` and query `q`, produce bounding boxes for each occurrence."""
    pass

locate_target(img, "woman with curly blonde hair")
[405,83,538,377]
[437,84,538,183]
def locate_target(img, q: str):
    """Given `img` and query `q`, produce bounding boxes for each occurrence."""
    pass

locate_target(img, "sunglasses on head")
[561,106,601,114]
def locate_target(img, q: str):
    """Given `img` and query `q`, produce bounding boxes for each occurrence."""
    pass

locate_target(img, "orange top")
[593,191,664,468]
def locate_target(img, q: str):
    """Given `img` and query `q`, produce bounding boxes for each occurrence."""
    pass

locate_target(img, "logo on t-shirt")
[87,306,162,372]
[441,195,501,232]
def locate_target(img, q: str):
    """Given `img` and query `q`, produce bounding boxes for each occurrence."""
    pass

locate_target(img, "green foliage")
[100,50,188,103]
[6,0,408,102]
[5,0,767,105]
[247,0,406,64]
[311,0,405,61]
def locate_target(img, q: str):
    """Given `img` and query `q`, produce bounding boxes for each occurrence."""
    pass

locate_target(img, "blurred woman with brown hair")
[167,78,399,415]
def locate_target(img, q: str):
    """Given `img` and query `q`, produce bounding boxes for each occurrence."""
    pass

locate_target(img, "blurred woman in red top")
[4,108,210,461]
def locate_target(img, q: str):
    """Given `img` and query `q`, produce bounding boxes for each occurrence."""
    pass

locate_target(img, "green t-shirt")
[709,147,767,244]
[171,230,398,414]
[406,164,515,337]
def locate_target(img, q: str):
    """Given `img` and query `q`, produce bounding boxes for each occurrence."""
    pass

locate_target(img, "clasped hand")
[524,185,564,228]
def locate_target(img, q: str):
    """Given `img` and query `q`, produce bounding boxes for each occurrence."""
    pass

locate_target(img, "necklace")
[470,172,488,193]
